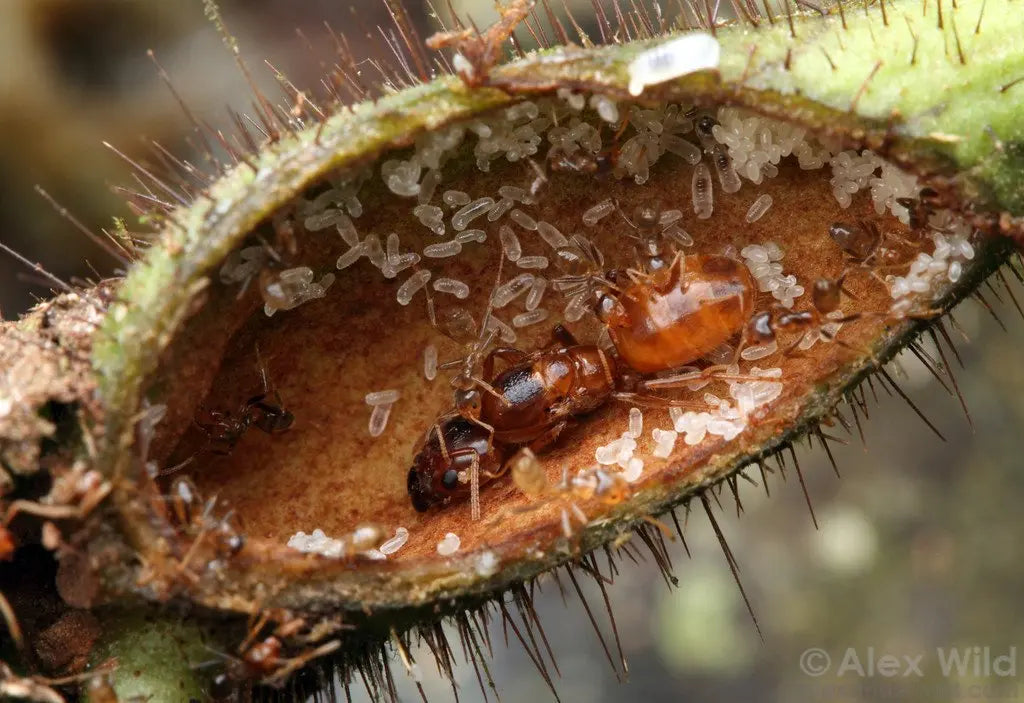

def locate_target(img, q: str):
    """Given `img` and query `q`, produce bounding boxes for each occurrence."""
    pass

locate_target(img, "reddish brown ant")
[206,612,340,696]
[409,256,698,519]
[195,348,294,454]
[558,203,758,378]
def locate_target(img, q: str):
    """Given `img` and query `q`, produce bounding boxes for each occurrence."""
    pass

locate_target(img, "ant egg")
[582,199,615,226]
[433,277,471,299]
[488,198,515,222]
[365,390,400,406]
[627,408,643,439]
[442,190,470,208]
[512,309,549,328]
[396,270,432,305]
[524,277,547,311]
[537,221,569,249]
[452,197,496,230]
[379,527,409,555]
[746,194,774,223]
[423,345,438,381]
[499,226,522,261]
[436,532,461,556]
[516,256,549,270]
[423,241,463,259]
[368,402,394,437]
[509,208,538,231]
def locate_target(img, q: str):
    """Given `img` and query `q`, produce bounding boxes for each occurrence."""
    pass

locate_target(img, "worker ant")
[554,202,758,378]
[206,612,341,697]
[426,0,535,87]
[195,348,294,454]
[408,255,701,520]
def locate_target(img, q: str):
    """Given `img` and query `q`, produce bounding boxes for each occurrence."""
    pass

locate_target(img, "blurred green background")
[1,2,1020,701]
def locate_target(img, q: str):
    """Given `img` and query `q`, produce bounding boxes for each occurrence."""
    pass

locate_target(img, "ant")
[742,273,861,355]
[206,612,340,696]
[558,202,758,378]
[408,256,699,520]
[195,348,294,454]
[426,0,534,87]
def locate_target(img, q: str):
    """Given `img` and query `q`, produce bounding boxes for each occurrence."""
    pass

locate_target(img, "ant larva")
[408,258,699,520]
[556,203,758,378]
[195,348,294,454]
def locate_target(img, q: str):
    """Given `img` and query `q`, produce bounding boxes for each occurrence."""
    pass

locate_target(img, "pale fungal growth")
[423,344,438,381]
[516,255,549,270]
[365,389,400,406]
[746,194,774,222]
[368,402,394,437]
[499,225,522,261]
[395,269,431,305]
[436,532,461,556]
[423,240,463,258]
[627,407,643,439]
[509,208,539,231]
[379,527,410,556]
[627,32,721,96]
[452,197,495,230]
[537,221,569,248]
[692,162,714,219]
[433,277,471,299]
[512,309,549,328]
[583,198,616,226]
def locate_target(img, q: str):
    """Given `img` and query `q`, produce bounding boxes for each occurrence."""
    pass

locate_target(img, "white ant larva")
[746,194,774,223]
[627,33,721,96]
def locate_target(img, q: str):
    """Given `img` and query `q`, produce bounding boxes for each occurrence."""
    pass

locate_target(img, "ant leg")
[612,392,705,410]
[264,640,341,687]
[550,323,579,347]
[526,421,569,454]
[481,347,529,380]
[469,452,481,521]
[642,366,776,390]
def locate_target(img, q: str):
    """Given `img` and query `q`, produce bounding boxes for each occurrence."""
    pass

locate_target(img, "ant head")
[747,310,775,344]
[408,442,476,511]
[633,199,661,231]
[454,387,483,419]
